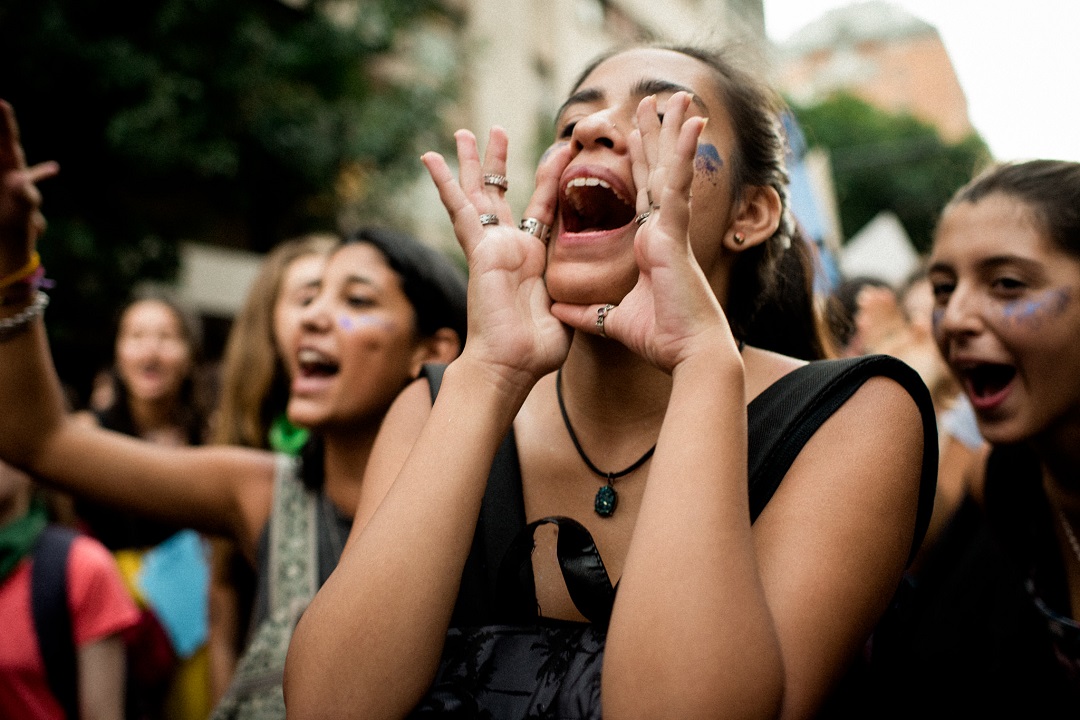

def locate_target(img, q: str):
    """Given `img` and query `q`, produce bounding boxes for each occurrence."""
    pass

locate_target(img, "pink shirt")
[0,534,140,719]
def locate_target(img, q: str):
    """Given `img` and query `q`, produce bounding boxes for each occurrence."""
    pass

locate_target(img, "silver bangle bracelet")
[0,291,50,342]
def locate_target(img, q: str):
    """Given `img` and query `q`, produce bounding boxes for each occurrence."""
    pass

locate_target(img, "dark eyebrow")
[928,254,1044,277]
[631,79,707,112]
[554,78,708,127]
[555,88,603,125]
[344,274,377,288]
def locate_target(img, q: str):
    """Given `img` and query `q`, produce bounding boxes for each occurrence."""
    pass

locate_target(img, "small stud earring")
[734,232,745,245]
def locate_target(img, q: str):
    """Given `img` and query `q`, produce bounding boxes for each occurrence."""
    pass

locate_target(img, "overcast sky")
[763,0,1080,162]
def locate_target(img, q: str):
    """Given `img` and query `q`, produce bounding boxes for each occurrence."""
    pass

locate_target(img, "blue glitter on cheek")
[694,144,723,185]
[999,288,1072,327]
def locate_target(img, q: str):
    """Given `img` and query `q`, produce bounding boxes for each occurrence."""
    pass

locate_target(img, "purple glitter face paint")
[999,288,1071,327]
[694,144,723,185]
[339,316,395,332]
[931,307,944,335]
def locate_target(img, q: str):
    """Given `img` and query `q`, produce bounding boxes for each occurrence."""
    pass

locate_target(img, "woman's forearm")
[603,350,784,719]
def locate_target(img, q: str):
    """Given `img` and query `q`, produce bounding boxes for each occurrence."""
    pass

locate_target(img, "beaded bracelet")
[0,290,50,342]
[0,265,50,306]
[0,252,42,290]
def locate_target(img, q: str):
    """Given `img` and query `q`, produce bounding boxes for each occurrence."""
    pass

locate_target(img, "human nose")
[298,294,332,331]
[935,282,983,343]
[570,110,627,153]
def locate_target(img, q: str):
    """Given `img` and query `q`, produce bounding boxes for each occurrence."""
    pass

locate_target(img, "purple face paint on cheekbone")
[999,288,1072,326]
[339,315,395,332]
[694,143,723,184]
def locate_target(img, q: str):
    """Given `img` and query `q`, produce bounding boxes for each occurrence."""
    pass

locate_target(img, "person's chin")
[544,263,634,307]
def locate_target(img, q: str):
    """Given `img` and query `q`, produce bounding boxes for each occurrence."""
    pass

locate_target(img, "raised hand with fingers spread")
[421,127,572,391]
[0,100,59,277]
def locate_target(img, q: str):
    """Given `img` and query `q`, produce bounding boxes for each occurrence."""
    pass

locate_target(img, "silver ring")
[479,213,499,226]
[595,303,615,338]
[483,174,509,191]
[518,217,550,242]
[635,210,651,227]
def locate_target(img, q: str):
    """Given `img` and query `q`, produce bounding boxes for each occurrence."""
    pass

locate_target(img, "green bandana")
[0,499,48,582]
[268,414,310,456]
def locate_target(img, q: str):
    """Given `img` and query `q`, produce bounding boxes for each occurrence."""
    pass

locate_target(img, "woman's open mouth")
[961,362,1016,411]
[560,176,635,234]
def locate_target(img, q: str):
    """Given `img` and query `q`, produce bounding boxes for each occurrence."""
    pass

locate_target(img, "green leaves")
[0,0,460,400]
[792,92,991,255]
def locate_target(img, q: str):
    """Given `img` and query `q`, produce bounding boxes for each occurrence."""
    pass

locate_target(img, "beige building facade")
[406,0,768,245]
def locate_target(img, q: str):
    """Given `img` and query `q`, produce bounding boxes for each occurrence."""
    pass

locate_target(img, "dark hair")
[569,44,824,360]
[823,275,895,352]
[97,287,208,444]
[299,226,469,491]
[943,159,1080,259]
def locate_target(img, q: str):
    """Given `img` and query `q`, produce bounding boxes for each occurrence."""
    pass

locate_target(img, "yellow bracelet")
[0,252,41,290]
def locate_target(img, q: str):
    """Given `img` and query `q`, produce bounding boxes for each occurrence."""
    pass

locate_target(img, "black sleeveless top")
[413,355,939,719]
[425,355,939,628]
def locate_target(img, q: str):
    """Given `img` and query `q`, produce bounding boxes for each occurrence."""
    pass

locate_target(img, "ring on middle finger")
[483,173,509,192]
[518,217,550,242]
[479,213,500,226]
[635,210,651,227]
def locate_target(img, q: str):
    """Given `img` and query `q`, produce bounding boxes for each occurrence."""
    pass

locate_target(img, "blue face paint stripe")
[1000,288,1071,325]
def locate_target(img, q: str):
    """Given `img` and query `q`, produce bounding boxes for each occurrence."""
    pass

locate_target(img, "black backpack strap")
[746,355,938,563]
[31,524,79,720]
[421,364,532,624]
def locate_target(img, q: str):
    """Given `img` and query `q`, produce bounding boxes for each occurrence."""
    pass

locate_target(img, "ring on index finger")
[635,210,651,227]
[483,174,509,191]
[518,217,550,243]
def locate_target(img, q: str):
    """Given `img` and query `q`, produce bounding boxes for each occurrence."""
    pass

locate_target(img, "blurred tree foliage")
[0,0,460,401]
[791,92,992,256]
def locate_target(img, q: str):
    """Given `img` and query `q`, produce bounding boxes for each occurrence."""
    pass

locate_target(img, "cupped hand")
[0,100,59,272]
[551,92,739,372]
[422,128,573,390]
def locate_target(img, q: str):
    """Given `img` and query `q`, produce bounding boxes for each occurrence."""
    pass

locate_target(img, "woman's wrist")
[0,290,49,341]
[444,353,540,418]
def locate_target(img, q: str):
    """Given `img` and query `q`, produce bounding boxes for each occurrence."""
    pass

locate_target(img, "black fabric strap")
[31,524,79,720]
[496,516,616,627]
[746,354,938,563]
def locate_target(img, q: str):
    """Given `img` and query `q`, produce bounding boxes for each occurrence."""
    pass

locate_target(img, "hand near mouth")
[552,92,739,372]
[422,127,573,392]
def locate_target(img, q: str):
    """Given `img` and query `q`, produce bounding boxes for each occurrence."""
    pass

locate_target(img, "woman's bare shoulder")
[742,346,806,403]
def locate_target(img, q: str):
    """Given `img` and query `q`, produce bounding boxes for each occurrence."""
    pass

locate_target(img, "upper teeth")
[297,348,330,364]
[564,177,632,206]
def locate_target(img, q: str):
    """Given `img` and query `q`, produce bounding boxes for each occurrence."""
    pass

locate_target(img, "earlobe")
[727,185,782,252]
[409,327,462,377]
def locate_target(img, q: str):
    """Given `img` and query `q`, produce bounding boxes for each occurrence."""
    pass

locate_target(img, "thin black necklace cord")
[555,341,742,516]
[555,367,656,482]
